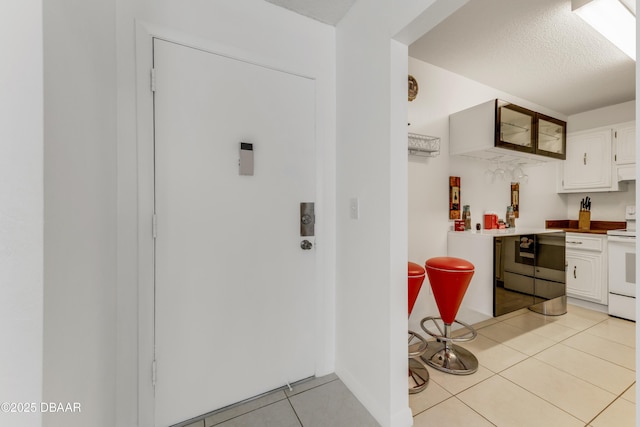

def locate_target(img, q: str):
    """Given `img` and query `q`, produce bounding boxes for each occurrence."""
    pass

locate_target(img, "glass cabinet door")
[496,101,536,153]
[536,113,566,159]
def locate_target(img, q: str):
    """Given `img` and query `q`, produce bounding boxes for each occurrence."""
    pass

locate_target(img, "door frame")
[133,21,334,426]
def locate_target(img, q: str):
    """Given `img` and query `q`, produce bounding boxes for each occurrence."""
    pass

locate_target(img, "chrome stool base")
[408,331,429,394]
[420,342,478,375]
[420,316,478,375]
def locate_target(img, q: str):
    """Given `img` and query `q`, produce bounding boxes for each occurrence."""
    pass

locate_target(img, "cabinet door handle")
[567,241,583,244]
[583,153,587,165]
[573,266,577,279]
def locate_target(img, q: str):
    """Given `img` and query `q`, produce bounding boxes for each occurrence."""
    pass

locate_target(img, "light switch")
[350,197,359,220]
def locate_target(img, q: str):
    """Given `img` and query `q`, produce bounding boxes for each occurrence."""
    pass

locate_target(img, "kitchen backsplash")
[565,183,635,221]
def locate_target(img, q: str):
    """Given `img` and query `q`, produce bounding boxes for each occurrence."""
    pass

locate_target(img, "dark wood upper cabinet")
[495,100,566,160]
[496,101,536,154]
[536,113,566,159]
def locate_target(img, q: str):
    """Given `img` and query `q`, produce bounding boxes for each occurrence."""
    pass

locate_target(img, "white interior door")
[153,39,316,426]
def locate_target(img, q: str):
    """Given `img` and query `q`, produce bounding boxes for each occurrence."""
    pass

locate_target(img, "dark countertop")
[545,220,626,234]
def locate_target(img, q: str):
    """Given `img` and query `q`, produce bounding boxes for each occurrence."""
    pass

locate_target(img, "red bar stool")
[408,262,429,394]
[420,257,478,375]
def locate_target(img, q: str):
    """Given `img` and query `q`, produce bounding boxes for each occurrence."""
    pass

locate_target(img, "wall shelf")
[408,133,440,157]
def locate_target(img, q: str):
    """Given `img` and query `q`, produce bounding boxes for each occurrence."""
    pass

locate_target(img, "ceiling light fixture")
[572,0,636,60]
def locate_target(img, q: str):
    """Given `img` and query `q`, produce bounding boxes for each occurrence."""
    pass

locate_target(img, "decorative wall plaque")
[408,75,418,102]
[511,182,519,218]
[449,176,461,220]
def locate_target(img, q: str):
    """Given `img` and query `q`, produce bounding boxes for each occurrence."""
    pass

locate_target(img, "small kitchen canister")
[483,212,498,229]
[462,205,471,230]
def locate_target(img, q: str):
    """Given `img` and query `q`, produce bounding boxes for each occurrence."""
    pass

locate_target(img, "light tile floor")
[411,304,636,427]
[177,304,635,427]
[176,373,379,427]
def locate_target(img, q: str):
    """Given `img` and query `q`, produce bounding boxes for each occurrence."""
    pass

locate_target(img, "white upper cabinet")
[561,128,612,191]
[614,121,636,165]
[557,121,634,193]
[613,121,636,182]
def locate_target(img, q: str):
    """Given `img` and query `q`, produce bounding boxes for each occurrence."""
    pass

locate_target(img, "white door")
[153,39,317,426]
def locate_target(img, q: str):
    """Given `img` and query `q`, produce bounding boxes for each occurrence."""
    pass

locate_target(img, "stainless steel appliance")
[607,206,636,321]
[494,232,566,316]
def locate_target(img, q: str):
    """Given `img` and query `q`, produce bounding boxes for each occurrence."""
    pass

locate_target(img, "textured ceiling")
[409,0,636,115]
[264,0,635,116]
[264,0,356,25]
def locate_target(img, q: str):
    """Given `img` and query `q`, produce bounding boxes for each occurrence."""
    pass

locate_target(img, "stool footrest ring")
[420,316,477,343]
[408,330,428,358]
[408,357,429,394]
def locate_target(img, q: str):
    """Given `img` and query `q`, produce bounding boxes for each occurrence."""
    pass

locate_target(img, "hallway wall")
[43,0,117,426]
[0,2,44,427]
[336,1,403,424]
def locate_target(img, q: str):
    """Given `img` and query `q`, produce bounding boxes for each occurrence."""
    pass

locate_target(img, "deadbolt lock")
[300,202,315,237]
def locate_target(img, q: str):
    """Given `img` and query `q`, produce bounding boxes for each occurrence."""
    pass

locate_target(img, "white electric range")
[607,206,636,321]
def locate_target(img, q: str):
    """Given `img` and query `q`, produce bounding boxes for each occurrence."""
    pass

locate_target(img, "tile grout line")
[414,308,632,425]
[487,314,631,424]
[491,316,634,424]
[207,399,287,427]
[450,395,498,427]
[583,387,636,427]
[530,346,636,397]
[285,398,304,427]
[284,377,342,427]
[494,368,587,425]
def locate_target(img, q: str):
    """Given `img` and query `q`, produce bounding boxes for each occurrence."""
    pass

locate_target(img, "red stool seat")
[425,257,474,324]
[420,256,478,375]
[408,262,426,316]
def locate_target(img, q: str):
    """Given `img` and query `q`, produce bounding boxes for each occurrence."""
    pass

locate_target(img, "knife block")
[578,210,591,230]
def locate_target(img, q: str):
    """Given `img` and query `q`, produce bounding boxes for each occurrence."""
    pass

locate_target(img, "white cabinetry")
[561,128,612,191]
[558,121,635,193]
[614,122,636,164]
[614,121,636,181]
[565,233,607,305]
[450,99,566,165]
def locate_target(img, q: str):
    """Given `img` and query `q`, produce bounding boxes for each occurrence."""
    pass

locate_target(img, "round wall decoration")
[408,75,418,101]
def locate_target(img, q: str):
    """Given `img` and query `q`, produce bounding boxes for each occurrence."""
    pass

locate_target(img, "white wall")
[564,101,636,221]
[0,2,44,427]
[115,1,336,425]
[567,100,635,132]
[333,2,473,424]
[336,2,407,425]
[43,0,117,426]
[407,58,569,330]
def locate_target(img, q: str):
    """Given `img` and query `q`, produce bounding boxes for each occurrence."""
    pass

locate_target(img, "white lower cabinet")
[565,233,608,304]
